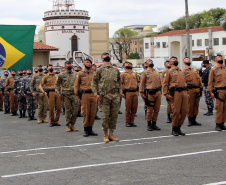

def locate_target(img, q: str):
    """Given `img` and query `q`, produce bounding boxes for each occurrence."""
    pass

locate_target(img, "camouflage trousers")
[3,93,10,109]
[26,94,36,115]
[204,86,214,109]
[36,93,48,120]
[18,96,26,111]
[101,93,120,130]
[63,94,79,126]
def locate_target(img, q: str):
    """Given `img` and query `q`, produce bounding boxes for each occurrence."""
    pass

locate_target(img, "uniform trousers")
[125,91,138,124]
[215,90,226,124]
[187,88,201,118]
[147,91,161,122]
[9,90,18,112]
[48,91,62,123]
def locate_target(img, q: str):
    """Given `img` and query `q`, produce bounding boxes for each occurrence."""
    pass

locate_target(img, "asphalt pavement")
[0,96,225,185]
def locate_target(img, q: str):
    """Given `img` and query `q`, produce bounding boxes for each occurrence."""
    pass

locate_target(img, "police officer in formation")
[1,53,226,138]
[199,60,214,116]
[0,71,10,114]
[40,64,62,127]
[140,59,161,131]
[14,70,27,118]
[92,52,121,143]
[74,58,98,137]
[183,57,203,126]
[22,69,37,121]
[121,61,139,127]
[55,61,79,132]
[30,65,48,124]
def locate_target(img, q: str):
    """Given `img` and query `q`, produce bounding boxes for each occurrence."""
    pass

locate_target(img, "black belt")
[8,88,13,90]
[175,87,188,92]
[124,89,137,92]
[189,85,200,89]
[215,87,226,90]
[81,90,93,94]
[147,88,161,95]
[47,89,55,92]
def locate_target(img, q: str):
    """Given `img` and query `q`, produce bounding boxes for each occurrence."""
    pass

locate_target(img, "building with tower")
[43,0,90,65]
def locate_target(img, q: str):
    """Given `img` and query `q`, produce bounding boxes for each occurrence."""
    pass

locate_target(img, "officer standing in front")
[92,52,121,143]
[140,59,161,131]
[40,64,62,127]
[161,60,173,123]
[183,57,203,126]
[55,61,79,132]
[30,65,48,124]
[5,69,18,116]
[21,69,37,121]
[121,61,139,127]
[0,71,10,114]
[74,58,98,137]
[199,60,214,116]
[208,54,226,131]
[163,56,188,136]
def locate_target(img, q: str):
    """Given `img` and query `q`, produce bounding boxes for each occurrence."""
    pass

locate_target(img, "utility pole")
[185,0,190,58]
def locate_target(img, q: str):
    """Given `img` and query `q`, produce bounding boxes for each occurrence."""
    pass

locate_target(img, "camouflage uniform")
[0,77,10,113]
[30,74,48,122]
[55,71,79,130]
[14,76,26,113]
[92,64,121,142]
[21,75,36,117]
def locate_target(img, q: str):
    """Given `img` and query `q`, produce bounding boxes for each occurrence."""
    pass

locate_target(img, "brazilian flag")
[0,25,36,71]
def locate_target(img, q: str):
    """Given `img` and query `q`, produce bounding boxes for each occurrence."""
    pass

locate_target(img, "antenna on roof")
[50,0,75,11]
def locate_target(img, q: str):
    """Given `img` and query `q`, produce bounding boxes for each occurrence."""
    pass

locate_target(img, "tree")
[223,21,226,31]
[112,28,139,63]
[127,52,140,59]
[145,32,159,37]
[158,25,172,34]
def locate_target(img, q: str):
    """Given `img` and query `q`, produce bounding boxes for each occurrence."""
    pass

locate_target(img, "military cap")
[101,52,109,57]
[37,65,42,67]
[84,58,92,64]
[124,61,132,65]
[65,61,72,64]
[48,64,53,67]
[203,60,209,64]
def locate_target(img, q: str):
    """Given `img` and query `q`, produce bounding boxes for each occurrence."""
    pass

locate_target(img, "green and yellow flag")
[0,25,36,71]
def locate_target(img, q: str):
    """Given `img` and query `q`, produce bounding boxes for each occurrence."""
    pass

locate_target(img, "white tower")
[43,0,90,65]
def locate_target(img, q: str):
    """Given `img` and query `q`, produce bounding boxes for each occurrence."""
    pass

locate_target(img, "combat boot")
[32,114,37,120]
[28,113,33,121]
[66,125,72,132]
[109,130,119,142]
[177,125,186,136]
[172,127,179,136]
[215,124,222,131]
[193,116,202,126]
[11,111,15,116]
[147,121,153,131]
[14,111,19,116]
[4,108,8,114]
[151,122,161,131]
[42,119,48,123]
[7,108,11,114]
[103,129,109,143]
[203,108,213,116]
[187,117,193,126]
[83,127,89,137]
[220,123,226,130]
[37,119,42,124]
[77,111,83,117]
[88,126,98,136]
[22,110,27,118]
[167,114,171,123]
[70,125,78,131]
[19,110,23,118]
[62,108,65,115]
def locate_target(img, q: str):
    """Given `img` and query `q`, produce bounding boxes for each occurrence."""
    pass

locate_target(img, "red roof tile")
[155,26,224,37]
[33,42,58,50]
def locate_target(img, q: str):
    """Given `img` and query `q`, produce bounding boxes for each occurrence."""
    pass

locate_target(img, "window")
[213,38,219,46]
[140,47,143,53]
[135,48,137,53]
[192,40,194,47]
[197,39,202,46]
[162,42,167,48]
[223,38,226,45]
[205,39,209,46]
[156,42,160,48]
[145,43,149,49]
[135,41,137,45]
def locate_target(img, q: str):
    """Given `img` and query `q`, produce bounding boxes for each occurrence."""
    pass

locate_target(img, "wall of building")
[33,51,50,67]
[89,23,109,63]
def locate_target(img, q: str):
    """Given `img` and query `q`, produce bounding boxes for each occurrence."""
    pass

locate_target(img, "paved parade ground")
[0,96,226,185]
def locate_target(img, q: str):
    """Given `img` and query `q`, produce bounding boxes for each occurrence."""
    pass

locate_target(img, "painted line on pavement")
[1,149,223,178]
[203,181,226,185]
[0,131,219,155]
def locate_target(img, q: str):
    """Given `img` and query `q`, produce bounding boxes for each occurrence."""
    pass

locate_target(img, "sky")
[0,0,226,37]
